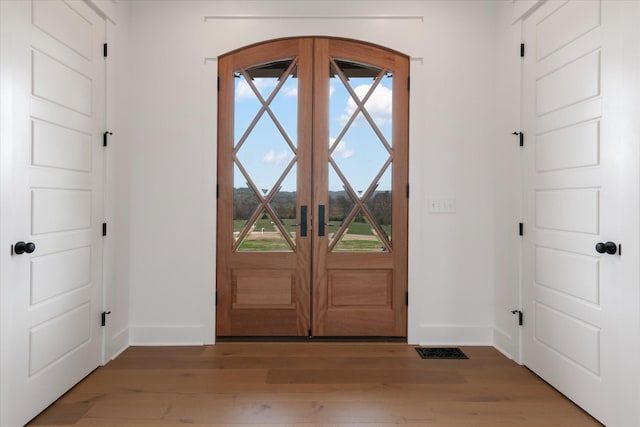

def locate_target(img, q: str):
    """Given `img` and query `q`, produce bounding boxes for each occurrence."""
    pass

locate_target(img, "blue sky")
[234,72,393,195]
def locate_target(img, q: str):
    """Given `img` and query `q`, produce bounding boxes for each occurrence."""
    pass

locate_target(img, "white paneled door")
[522,1,639,425]
[0,1,105,425]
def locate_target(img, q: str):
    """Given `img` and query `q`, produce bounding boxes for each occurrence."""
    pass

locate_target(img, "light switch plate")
[429,197,456,213]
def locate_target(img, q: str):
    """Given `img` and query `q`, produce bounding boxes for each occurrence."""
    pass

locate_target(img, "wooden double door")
[216,38,408,337]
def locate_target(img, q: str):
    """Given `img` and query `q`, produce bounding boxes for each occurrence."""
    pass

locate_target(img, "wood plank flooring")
[27,343,602,426]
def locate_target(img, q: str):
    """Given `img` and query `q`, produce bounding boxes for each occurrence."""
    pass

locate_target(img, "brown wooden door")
[217,38,408,337]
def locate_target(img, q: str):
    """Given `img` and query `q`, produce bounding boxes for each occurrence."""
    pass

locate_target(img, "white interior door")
[522,1,639,425]
[0,1,105,425]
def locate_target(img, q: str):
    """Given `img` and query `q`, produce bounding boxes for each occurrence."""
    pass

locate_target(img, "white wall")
[127,1,217,344]
[124,0,519,348]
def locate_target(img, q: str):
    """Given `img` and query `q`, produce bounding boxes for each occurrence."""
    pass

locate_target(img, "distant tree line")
[233,188,391,226]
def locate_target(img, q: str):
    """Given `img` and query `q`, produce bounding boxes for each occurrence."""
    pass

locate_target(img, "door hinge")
[103,43,108,57]
[519,222,523,236]
[217,76,220,91]
[101,311,111,327]
[520,43,525,57]
[103,131,112,147]
[512,131,524,147]
[405,292,409,306]
[407,76,410,91]
[511,310,524,326]
[511,309,523,326]
[216,184,219,199]
[102,223,107,236]
[406,183,410,198]
[215,291,218,306]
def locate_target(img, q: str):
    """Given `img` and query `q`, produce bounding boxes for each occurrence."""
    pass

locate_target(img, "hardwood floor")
[28,343,601,426]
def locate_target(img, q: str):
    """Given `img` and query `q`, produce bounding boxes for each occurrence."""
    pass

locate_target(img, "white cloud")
[262,150,291,166]
[236,78,277,101]
[329,85,336,97]
[282,86,298,97]
[339,84,392,127]
[330,137,353,159]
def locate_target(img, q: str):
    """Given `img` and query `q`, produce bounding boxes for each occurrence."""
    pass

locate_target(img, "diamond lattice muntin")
[328,58,393,252]
[232,59,298,252]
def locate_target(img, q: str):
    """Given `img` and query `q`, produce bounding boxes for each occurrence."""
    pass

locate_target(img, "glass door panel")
[232,59,298,252]
[236,208,293,252]
[328,58,394,253]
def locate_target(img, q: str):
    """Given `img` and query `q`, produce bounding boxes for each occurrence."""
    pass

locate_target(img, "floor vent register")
[415,347,469,359]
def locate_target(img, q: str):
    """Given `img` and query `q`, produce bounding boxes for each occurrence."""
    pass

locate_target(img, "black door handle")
[595,241,617,255]
[14,241,36,255]
[318,205,325,237]
[299,205,307,237]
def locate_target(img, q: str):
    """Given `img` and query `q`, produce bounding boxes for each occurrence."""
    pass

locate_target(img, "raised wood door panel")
[217,38,408,337]
[312,39,408,336]
[217,39,313,336]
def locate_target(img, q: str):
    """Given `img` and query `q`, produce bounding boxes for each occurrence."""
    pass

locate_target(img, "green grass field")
[238,237,385,252]
[333,240,387,251]
[234,219,390,235]
[234,217,391,252]
[237,238,292,251]
[234,218,297,233]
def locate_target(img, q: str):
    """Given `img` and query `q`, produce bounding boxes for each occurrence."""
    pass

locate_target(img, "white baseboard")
[410,324,493,346]
[492,327,514,360]
[129,325,205,346]
[108,327,130,360]
[126,324,509,357]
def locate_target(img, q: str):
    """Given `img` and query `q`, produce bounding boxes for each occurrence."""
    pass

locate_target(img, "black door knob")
[595,241,617,255]
[14,241,36,255]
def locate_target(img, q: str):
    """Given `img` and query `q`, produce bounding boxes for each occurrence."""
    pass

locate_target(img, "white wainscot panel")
[32,50,92,116]
[535,302,600,375]
[536,188,599,234]
[32,120,92,172]
[535,246,599,304]
[536,120,599,172]
[29,303,91,375]
[536,0,600,60]
[32,0,93,60]
[536,50,600,116]
[31,189,91,234]
[30,246,91,305]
